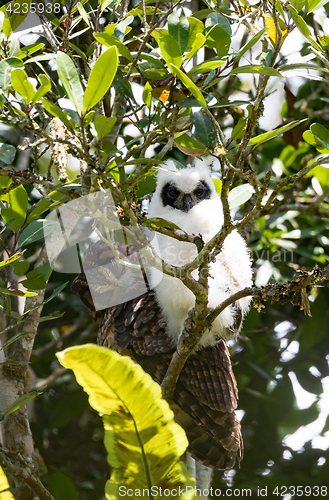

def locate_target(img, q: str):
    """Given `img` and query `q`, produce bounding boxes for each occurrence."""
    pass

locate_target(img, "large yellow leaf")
[0,467,15,500]
[57,345,195,499]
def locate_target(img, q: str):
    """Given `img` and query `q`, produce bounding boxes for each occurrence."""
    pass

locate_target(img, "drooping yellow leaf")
[151,85,186,103]
[265,15,287,45]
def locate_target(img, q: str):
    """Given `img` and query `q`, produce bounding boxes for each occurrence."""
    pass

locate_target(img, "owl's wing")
[72,240,243,470]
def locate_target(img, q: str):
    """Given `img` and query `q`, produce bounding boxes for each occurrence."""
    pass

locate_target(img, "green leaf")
[248,119,307,147]
[25,53,57,64]
[0,288,37,297]
[229,65,282,76]
[187,58,225,77]
[76,1,92,28]
[1,0,31,38]
[174,133,207,156]
[185,33,206,61]
[114,15,134,41]
[112,68,133,98]
[185,17,204,53]
[56,345,194,498]
[0,466,15,499]
[10,68,35,104]
[38,311,65,323]
[94,116,117,140]
[289,6,323,51]
[206,24,231,56]
[138,57,168,80]
[228,184,254,209]
[168,64,207,110]
[49,472,77,500]
[93,33,133,61]
[303,124,329,153]
[17,42,45,58]
[41,99,74,130]
[231,117,246,141]
[206,12,231,35]
[133,171,157,198]
[11,259,30,276]
[2,389,44,420]
[9,37,20,57]
[83,46,118,112]
[1,185,28,231]
[1,331,31,350]
[27,198,52,223]
[212,178,222,195]
[31,74,51,105]
[20,262,52,290]
[0,57,23,89]
[142,81,152,109]
[168,9,190,54]
[191,109,216,147]
[153,30,183,67]
[143,217,182,230]
[18,219,57,247]
[0,251,24,270]
[0,143,16,164]
[234,28,267,60]
[56,52,83,114]
[279,63,329,74]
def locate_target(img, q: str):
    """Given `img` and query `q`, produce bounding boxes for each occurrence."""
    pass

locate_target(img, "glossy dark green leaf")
[18,219,57,247]
[20,262,53,290]
[11,259,30,276]
[206,12,231,35]
[112,68,133,98]
[27,198,52,223]
[191,109,216,147]
[168,9,190,54]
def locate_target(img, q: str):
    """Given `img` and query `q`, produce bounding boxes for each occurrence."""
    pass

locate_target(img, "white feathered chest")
[147,161,252,348]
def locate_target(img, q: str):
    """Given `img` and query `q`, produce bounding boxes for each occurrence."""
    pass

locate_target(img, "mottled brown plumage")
[71,240,243,470]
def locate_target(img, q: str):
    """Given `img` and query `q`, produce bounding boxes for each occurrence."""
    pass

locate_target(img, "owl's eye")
[194,187,205,198]
[167,187,179,199]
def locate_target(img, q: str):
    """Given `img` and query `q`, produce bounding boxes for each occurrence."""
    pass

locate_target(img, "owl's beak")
[180,194,194,212]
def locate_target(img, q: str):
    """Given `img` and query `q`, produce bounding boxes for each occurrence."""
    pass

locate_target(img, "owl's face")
[160,179,212,213]
[147,159,223,238]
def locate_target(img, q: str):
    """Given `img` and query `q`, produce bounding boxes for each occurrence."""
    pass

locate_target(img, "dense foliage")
[0,0,329,498]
